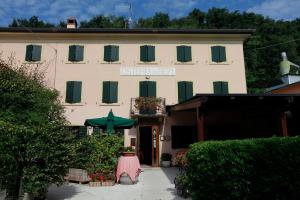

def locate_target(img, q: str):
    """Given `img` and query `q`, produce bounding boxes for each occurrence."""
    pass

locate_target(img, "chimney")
[279,52,300,85]
[67,17,78,29]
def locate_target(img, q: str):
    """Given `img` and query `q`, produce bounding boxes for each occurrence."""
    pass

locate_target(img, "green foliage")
[0,60,75,198]
[80,15,127,28]
[9,16,55,28]
[73,134,124,174]
[160,153,172,161]
[186,137,300,200]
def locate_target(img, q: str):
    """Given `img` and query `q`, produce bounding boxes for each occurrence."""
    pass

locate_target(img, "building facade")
[0,27,254,166]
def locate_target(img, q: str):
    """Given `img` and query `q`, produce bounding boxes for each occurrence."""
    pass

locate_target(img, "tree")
[0,59,74,198]
[80,15,127,28]
[9,16,55,28]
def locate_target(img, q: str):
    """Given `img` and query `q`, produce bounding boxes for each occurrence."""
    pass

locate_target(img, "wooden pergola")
[169,94,300,141]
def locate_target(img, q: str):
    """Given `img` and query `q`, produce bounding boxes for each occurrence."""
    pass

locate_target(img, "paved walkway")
[47,167,188,200]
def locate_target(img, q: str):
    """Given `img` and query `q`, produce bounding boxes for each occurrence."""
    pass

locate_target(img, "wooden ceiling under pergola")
[168,94,300,141]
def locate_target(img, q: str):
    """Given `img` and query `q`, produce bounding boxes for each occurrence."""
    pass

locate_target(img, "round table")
[116,155,141,183]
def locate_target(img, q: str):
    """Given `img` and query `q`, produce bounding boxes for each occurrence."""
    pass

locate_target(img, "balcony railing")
[131,97,166,116]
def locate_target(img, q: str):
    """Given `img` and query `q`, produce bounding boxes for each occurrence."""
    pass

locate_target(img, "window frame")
[25,44,42,62]
[102,81,118,104]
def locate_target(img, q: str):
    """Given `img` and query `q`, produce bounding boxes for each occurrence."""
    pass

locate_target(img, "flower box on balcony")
[134,97,161,115]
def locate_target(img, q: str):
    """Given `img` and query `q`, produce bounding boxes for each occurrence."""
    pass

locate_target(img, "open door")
[138,126,159,166]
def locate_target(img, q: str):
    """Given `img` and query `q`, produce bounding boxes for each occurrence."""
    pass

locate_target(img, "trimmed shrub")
[186,137,300,200]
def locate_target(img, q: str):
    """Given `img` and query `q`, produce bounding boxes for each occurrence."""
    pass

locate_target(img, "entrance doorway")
[139,126,159,166]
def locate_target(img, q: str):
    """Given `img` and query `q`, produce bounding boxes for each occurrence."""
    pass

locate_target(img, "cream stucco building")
[0,25,254,166]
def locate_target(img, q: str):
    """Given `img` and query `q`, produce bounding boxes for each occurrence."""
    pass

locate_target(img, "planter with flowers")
[134,97,161,115]
[89,172,103,187]
[122,146,136,156]
[101,171,115,186]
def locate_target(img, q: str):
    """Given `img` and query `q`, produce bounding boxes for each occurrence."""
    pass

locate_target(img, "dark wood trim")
[196,108,205,141]
[280,112,288,137]
[170,100,202,112]
[151,126,160,167]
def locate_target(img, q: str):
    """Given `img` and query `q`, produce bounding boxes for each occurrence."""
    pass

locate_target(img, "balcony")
[131,97,166,117]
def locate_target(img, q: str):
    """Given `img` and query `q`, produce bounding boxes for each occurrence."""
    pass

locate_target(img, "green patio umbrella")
[84,110,136,134]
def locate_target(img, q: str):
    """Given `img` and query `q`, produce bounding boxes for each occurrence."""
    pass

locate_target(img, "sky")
[0,0,299,26]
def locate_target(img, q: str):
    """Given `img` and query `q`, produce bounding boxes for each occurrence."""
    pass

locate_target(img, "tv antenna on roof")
[125,2,134,28]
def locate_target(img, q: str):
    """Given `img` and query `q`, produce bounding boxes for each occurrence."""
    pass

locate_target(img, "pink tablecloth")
[116,156,141,182]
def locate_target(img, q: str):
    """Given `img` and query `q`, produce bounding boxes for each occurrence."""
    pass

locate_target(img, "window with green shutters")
[178,81,193,103]
[177,46,192,62]
[211,46,227,63]
[140,45,155,62]
[68,45,84,62]
[66,81,82,103]
[139,81,156,97]
[213,81,229,94]
[25,45,42,61]
[102,81,118,103]
[104,45,119,62]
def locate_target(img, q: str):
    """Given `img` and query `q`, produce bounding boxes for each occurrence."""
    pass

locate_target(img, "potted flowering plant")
[134,97,161,114]
[101,171,115,186]
[122,146,135,156]
[89,172,103,187]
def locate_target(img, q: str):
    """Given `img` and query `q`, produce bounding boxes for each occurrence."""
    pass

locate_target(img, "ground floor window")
[171,125,197,149]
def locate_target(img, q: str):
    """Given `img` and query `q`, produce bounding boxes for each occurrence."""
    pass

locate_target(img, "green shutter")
[73,81,82,103]
[211,46,220,62]
[177,46,185,62]
[185,82,193,100]
[66,81,82,103]
[25,45,33,61]
[178,81,186,103]
[111,46,119,62]
[213,82,222,94]
[69,45,76,61]
[222,82,229,94]
[219,46,226,62]
[185,46,192,62]
[148,46,155,62]
[75,45,84,61]
[140,46,148,62]
[148,81,156,97]
[31,45,41,61]
[139,81,148,97]
[109,81,118,103]
[102,81,110,103]
[66,81,74,103]
[104,45,112,62]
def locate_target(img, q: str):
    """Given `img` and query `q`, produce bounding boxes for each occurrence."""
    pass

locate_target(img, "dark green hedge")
[186,137,300,200]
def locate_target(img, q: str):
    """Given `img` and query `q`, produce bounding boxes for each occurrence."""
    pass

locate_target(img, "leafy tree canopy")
[9,16,55,28]
[0,59,74,198]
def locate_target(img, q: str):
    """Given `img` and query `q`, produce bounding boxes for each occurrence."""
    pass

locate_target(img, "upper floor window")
[66,81,82,103]
[69,45,84,62]
[104,45,119,62]
[25,45,41,62]
[213,81,229,94]
[178,81,193,103]
[102,81,118,103]
[139,81,156,97]
[177,46,192,62]
[211,46,227,63]
[140,45,155,62]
